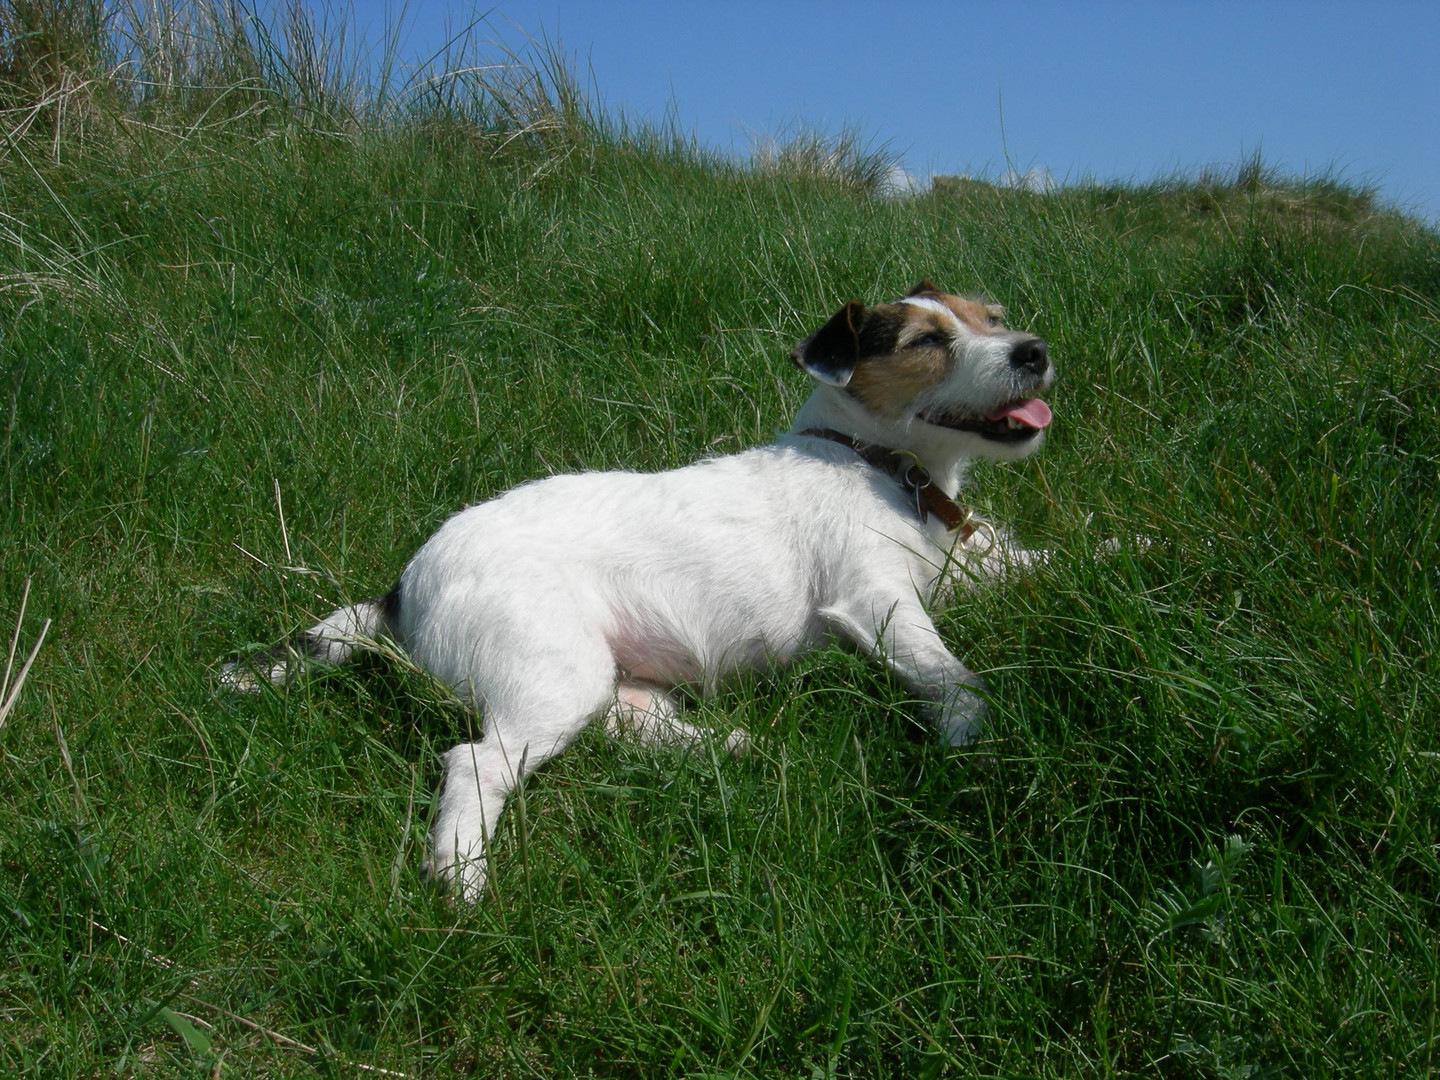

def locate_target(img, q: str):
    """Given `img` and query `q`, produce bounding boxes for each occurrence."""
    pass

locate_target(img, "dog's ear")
[905,279,941,297]
[791,300,864,387]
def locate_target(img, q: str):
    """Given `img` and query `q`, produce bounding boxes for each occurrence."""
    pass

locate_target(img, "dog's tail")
[219,584,401,692]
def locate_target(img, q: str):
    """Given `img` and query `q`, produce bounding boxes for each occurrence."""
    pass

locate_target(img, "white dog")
[222,280,1054,900]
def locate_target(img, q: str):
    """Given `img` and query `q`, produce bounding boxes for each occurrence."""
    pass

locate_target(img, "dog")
[221,280,1054,901]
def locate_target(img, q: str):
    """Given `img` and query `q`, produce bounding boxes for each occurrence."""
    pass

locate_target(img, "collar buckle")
[898,458,932,523]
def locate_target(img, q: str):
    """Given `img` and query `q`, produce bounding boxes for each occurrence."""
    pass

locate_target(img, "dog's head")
[791,280,1054,461]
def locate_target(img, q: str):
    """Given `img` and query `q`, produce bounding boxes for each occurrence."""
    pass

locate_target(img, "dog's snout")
[1009,338,1049,375]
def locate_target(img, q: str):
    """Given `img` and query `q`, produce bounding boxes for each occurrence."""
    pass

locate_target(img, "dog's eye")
[987,315,1003,328]
[910,332,946,348]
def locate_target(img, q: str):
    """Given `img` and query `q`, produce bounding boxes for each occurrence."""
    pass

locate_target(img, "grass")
[2,2,1439,1075]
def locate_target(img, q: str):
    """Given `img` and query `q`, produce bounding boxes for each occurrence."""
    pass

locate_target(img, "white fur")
[222,288,1054,901]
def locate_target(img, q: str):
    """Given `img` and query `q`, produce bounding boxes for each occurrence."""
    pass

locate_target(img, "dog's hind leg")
[219,585,399,692]
[603,683,749,756]
[427,736,525,903]
[426,629,617,902]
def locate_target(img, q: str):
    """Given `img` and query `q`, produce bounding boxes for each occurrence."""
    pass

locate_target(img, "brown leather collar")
[798,428,978,538]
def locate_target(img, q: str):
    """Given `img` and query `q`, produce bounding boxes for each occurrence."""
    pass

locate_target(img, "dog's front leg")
[821,597,988,747]
[953,527,1152,587]
[950,524,1051,583]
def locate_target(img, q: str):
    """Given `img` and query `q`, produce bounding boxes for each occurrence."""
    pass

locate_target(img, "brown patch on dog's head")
[843,304,954,419]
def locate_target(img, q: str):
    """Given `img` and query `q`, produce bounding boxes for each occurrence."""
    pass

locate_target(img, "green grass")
[2,3,1440,1076]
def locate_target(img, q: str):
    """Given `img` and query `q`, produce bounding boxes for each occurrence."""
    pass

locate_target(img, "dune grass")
[2,2,1439,1075]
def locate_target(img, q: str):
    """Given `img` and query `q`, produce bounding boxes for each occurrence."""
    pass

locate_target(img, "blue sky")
[342,1,1439,221]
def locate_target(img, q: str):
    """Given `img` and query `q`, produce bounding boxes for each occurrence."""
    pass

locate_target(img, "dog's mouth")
[918,397,1053,443]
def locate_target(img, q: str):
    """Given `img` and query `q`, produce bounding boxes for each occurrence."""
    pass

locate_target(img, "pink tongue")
[986,398,1052,429]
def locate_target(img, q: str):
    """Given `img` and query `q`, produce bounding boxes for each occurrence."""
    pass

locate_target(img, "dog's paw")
[722,727,751,758]
[1097,534,1154,557]
[937,687,988,748]
[424,843,489,904]
[216,659,272,693]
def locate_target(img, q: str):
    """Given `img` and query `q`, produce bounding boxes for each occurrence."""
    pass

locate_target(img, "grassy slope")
[2,63,1440,1080]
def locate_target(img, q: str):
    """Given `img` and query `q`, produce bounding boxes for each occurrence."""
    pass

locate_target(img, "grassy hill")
[2,4,1438,1076]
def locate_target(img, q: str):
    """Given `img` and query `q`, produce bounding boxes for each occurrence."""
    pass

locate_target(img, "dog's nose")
[1009,338,1049,375]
